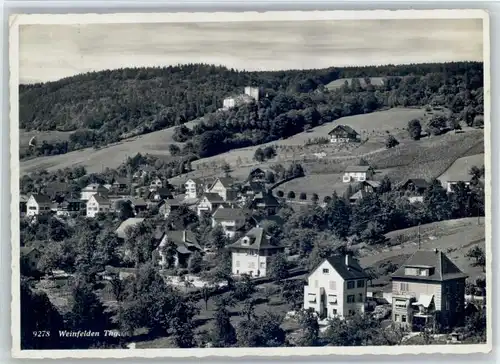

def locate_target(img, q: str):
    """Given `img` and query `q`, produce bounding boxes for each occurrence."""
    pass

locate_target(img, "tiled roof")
[30,194,52,204]
[391,249,468,282]
[202,193,224,202]
[328,124,359,136]
[310,255,370,280]
[228,227,282,251]
[212,207,249,221]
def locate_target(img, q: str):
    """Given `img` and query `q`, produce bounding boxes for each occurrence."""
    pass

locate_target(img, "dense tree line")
[20,62,483,159]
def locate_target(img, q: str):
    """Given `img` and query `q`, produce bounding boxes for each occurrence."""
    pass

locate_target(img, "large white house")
[184,178,204,199]
[196,193,230,217]
[303,255,370,319]
[207,177,238,201]
[80,183,109,201]
[86,194,111,218]
[26,194,52,216]
[227,227,284,277]
[342,165,375,183]
[211,206,249,238]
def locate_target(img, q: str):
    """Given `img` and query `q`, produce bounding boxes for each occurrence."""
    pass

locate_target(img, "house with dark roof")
[147,187,173,202]
[196,193,231,217]
[227,227,284,278]
[247,168,267,182]
[86,194,111,218]
[111,177,129,193]
[391,249,468,332]
[248,191,280,215]
[155,230,202,269]
[343,165,375,183]
[328,125,361,143]
[184,178,204,199]
[56,198,85,217]
[349,180,381,204]
[399,178,430,203]
[128,197,148,215]
[207,177,238,201]
[303,255,370,319]
[159,197,184,219]
[26,194,52,217]
[211,206,250,238]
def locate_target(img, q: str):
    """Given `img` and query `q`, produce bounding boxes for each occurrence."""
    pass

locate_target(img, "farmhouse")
[207,177,238,201]
[390,249,468,332]
[80,183,109,201]
[86,194,111,218]
[115,217,145,240]
[227,227,284,278]
[155,230,202,269]
[128,197,148,215]
[349,180,381,203]
[328,125,360,143]
[303,255,369,319]
[26,194,52,216]
[211,206,249,238]
[437,154,484,193]
[343,165,375,183]
[400,179,430,203]
[184,178,204,199]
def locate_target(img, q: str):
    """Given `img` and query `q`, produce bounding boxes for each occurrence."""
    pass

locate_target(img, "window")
[347,281,355,289]
[419,269,428,276]
[357,280,365,288]
[395,314,400,322]
[402,315,407,323]
[332,309,337,316]
[400,283,409,291]
[236,261,240,267]
[322,268,330,274]
[395,299,407,309]
[405,267,418,275]
[249,271,253,276]
[260,262,265,268]
[236,270,239,274]
[328,295,337,304]
[347,295,355,303]
[329,281,336,290]
[308,294,317,303]
[358,293,363,302]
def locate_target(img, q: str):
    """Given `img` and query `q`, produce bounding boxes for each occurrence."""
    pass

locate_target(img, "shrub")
[385,134,399,149]
[407,119,422,140]
[311,193,319,202]
[299,192,307,200]
[276,190,284,198]
[287,191,296,199]
[323,196,332,204]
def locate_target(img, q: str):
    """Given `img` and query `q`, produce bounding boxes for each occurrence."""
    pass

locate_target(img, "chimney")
[183,230,187,242]
[434,248,439,253]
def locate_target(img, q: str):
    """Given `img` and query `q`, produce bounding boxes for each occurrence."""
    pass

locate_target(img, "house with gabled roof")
[211,206,250,238]
[128,197,148,215]
[248,191,280,215]
[26,194,52,216]
[196,193,231,217]
[20,246,42,275]
[349,180,381,204]
[303,255,370,319]
[86,194,111,218]
[227,227,284,277]
[56,198,85,217]
[158,197,184,219]
[80,183,109,201]
[155,230,202,269]
[328,125,361,143]
[391,249,468,332]
[184,178,205,199]
[399,178,430,203]
[207,177,238,201]
[247,168,267,182]
[343,165,375,183]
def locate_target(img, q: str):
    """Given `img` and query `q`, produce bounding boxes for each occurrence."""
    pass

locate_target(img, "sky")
[19,19,483,84]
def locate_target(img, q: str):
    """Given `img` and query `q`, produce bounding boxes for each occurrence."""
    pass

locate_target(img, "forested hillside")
[20,62,483,159]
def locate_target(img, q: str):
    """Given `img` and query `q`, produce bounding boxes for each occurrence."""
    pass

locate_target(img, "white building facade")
[303,256,369,319]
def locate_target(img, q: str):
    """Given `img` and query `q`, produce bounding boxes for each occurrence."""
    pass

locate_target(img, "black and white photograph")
[10,10,491,358]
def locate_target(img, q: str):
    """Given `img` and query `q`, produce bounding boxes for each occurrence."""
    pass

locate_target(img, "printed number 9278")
[33,331,50,338]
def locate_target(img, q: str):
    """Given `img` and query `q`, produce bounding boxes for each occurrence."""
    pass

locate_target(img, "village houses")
[227,227,285,278]
[211,206,249,238]
[197,193,231,217]
[158,198,184,219]
[390,249,468,332]
[56,198,85,217]
[303,255,370,319]
[328,125,361,143]
[86,194,112,218]
[343,165,375,183]
[399,178,430,203]
[26,194,52,216]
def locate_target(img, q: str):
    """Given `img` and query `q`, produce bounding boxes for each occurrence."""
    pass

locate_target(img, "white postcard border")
[9,9,492,359]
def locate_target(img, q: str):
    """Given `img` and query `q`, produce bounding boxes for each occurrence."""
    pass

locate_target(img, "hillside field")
[326,77,386,90]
